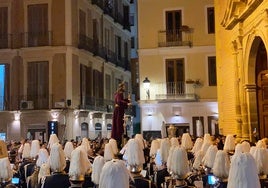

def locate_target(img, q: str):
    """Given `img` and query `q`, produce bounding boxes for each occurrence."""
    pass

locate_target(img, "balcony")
[0,34,10,49]
[91,0,130,31]
[0,94,115,112]
[151,81,198,101]
[79,96,114,112]
[158,26,193,47]
[23,31,53,47]
[78,34,130,71]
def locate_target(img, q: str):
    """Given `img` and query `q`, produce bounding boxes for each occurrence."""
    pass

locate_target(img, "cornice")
[138,46,215,56]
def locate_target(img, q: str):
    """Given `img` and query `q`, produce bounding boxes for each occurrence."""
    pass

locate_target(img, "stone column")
[244,84,258,141]
[232,39,242,140]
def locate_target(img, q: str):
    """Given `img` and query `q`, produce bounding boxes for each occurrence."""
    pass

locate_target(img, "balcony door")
[166,58,185,95]
[27,61,49,109]
[165,10,182,44]
[28,4,48,46]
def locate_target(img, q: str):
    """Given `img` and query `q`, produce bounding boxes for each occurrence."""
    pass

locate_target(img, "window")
[79,10,86,36]
[105,28,110,56]
[28,4,49,46]
[124,41,129,69]
[131,37,135,48]
[93,69,103,99]
[27,61,49,109]
[165,10,182,43]
[166,58,185,94]
[0,64,9,110]
[0,7,8,49]
[105,74,111,100]
[80,64,92,107]
[208,56,217,86]
[207,7,215,34]
[115,35,121,60]
[129,13,134,26]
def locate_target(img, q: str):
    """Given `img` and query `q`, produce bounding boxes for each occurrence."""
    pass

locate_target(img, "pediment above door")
[221,0,263,30]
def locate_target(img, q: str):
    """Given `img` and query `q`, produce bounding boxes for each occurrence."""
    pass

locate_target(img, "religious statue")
[111,82,131,148]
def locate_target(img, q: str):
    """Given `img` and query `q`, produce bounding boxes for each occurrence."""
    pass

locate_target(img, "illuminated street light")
[143,77,150,99]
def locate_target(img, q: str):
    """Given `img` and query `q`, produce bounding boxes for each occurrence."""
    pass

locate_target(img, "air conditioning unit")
[54,102,65,108]
[20,101,34,110]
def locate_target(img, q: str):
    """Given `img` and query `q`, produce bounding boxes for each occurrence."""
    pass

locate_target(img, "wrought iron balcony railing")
[158,26,193,47]
[78,34,130,71]
[79,96,114,112]
[152,81,198,101]
[0,94,115,112]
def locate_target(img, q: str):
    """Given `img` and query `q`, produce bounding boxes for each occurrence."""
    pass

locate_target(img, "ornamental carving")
[221,0,263,30]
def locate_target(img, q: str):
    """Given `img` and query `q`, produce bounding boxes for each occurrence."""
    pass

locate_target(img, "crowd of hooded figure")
[0,132,268,188]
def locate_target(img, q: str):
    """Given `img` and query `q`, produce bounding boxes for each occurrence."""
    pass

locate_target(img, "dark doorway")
[256,40,268,138]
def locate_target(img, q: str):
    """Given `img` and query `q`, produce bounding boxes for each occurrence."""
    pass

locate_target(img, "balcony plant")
[186,79,202,87]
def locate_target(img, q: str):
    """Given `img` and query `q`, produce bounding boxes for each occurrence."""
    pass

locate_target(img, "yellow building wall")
[52,53,66,103]
[138,0,215,49]
[51,0,66,46]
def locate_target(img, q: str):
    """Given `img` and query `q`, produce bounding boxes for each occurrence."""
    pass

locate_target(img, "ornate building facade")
[215,0,268,141]
[0,0,132,142]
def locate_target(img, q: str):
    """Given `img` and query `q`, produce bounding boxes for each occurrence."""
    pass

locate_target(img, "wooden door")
[257,70,268,138]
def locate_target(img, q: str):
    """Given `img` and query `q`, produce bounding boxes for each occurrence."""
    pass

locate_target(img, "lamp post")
[143,77,150,99]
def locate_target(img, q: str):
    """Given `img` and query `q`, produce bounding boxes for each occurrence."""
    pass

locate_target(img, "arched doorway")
[254,39,268,139]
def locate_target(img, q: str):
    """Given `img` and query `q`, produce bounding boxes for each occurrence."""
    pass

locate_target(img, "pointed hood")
[99,159,131,188]
[48,134,59,149]
[202,145,218,168]
[223,134,235,151]
[49,143,66,172]
[22,142,31,159]
[91,156,105,185]
[69,146,91,180]
[64,141,74,160]
[227,153,260,188]
[104,143,114,161]
[125,138,145,168]
[181,133,193,150]
[30,140,40,159]
[171,146,190,179]
[192,150,205,170]
[109,138,118,155]
[36,148,49,167]
[0,157,12,182]
[159,138,170,164]
[212,150,230,179]
[150,139,160,157]
[191,137,203,155]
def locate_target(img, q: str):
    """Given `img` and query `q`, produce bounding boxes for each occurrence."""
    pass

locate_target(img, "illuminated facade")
[0,0,132,142]
[137,0,218,138]
[214,0,268,141]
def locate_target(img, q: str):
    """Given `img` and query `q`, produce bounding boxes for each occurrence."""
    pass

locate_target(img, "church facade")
[215,0,268,141]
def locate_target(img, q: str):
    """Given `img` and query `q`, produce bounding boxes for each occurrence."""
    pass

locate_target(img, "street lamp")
[143,77,150,99]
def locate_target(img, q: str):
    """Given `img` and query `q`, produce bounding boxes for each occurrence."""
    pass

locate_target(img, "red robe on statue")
[111,91,129,145]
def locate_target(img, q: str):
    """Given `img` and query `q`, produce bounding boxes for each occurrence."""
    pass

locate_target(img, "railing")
[91,0,130,31]
[0,94,115,112]
[0,34,10,49]
[153,81,198,101]
[79,96,114,112]
[23,31,53,47]
[78,34,130,71]
[158,27,193,47]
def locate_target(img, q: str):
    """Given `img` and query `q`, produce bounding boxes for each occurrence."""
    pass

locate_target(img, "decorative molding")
[221,0,263,30]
